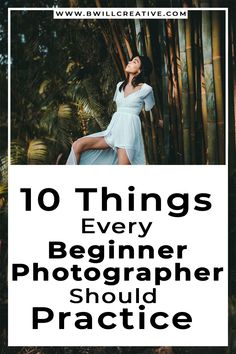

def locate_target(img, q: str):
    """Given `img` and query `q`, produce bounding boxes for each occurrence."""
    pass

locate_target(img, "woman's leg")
[117,148,131,165]
[72,136,110,163]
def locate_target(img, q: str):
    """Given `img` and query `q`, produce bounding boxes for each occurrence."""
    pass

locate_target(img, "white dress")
[66,81,155,165]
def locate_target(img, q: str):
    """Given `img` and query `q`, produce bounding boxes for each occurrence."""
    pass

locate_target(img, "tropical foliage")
[0,0,229,167]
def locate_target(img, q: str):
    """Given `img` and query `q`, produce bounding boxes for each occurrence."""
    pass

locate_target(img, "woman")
[66,54,155,165]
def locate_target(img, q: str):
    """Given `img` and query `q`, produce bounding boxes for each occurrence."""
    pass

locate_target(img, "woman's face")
[125,56,142,75]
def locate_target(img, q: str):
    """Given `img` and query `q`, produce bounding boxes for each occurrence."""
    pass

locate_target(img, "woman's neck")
[128,74,137,84]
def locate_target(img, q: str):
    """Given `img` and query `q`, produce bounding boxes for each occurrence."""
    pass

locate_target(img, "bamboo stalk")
[168,19,184,164]
[197,14,208,164]
[201,54,209,163]
[212,10,225,164]
[134,0,153,162]
[229,13,236,171]
[95,0,127,73]
[166,20,178,163]
[115,21,133,60]
[124,34,133,59]
[176,25,183,99]
[144,18,165,163]
[161,20,171,163]
[202,10,218,164]
[194,13,204,164]
[144,17,164,163]
[175,24,184,163]
[135,0,145,56]
[185,14,196,164]
[127,22,139,57]
[144,21,159,164]
[178,19,191,164]
[102,29,122,77]
[110,23,127,73]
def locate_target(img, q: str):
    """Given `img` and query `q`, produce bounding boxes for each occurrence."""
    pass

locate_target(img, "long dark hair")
[119,54,153,92]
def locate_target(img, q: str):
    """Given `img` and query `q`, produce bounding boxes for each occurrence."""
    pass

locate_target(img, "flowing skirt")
[66,110,146,165]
